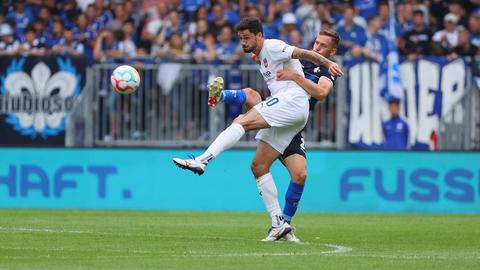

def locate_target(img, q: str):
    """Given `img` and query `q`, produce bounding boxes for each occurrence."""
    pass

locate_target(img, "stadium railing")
[67,62,346,149]
[438,57,480,150]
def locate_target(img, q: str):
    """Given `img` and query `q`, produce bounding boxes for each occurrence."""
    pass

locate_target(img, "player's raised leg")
[251,140,292,241]
[173,105,270,175]
[208,78,261,110]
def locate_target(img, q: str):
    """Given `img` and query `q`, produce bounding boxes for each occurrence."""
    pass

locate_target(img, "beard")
[242,40,257,53]
[242,46,254,53]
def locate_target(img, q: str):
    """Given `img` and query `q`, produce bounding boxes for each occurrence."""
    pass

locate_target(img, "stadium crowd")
[0,0,479,64]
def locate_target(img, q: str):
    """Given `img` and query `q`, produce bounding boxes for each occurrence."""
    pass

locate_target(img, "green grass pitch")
[0,210,479,270]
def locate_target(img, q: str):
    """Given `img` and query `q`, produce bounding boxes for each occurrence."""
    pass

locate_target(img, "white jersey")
[258,39,307,97]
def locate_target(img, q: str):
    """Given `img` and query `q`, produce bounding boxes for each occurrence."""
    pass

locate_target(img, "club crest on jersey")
[263,58,268,68]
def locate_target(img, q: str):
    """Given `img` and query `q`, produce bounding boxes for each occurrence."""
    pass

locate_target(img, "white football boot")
[284,231,301,243]
[261,221,292,242]
[207,77,224,107]
[172,155,206,175]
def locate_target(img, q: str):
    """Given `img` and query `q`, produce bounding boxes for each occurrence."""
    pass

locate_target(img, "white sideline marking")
[0,226,353,258]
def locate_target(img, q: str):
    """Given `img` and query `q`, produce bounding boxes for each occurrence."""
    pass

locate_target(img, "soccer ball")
[110,65,140,94]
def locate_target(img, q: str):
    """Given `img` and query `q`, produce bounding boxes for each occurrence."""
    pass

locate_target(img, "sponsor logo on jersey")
[263,58,268,68]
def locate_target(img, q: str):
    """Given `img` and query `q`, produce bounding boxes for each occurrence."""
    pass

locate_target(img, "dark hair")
[320,29,340,49]
[413,9,424,16]
[366,15,379,24]
[234,17,263,35]
[23,25,35,34]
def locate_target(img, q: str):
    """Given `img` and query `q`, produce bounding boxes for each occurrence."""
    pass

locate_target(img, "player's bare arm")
[276,69,333,102]
[291,47,343,77]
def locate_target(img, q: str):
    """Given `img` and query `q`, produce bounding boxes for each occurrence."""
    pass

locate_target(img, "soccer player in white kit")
[173,17,343,241]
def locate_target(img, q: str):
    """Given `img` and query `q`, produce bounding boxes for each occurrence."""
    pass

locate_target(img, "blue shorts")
[280,132,306,163]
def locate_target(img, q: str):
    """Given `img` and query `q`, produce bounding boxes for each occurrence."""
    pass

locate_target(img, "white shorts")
[253,92,309,154]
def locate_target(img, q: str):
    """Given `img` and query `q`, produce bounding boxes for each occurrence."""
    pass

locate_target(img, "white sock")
[256,173,283,227]
[196,123,245,163]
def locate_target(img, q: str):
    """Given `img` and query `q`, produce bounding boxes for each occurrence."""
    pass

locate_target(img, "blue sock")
[220,89,246,106]
[283,181,305,224]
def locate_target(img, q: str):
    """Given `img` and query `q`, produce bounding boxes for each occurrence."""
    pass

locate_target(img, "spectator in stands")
[188,18,208,53]
[378,0,402,38]
[216,0,240,26]
[382,98,409,150]
[469,10,480,53]
[117,19,137,58]
[51,27,84,56]
[142,1,169,43]
[208,3,232,38]
[279,12,298,44]
[289,29,303,48]
[397,1,414,33]
[154,32,190,62]
[181,0,210,21]
[18,26,46,56]
[336,5,367,56]
[33,18,49,48]
[163,10,186,41]
[354,0,378,19]
[61,0,80,30]
[362,15,388,62]
[85,4,101,32]
[108,3,128,31]
[93,29,121,61]
[0,23,19,55]
[432,13,462,55]
[187,6,208,44]
[6,0,33,40]
[37,5,52,32]
[302,0,333,47]
[452,29,479,57]
[295,0,316,24]
[448,0,468,28]
[429,0,449,32]
[401,9,432,60]
[49,19,65,49]
[73,14,93,42]
[124,0,140,27]
[93,0,113,30]
[215,25,241,64]
[192,31,217,64]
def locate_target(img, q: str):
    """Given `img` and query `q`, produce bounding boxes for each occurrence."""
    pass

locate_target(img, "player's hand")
[276,69,297,81]
[327,61,343,77]
[251,53,260,65]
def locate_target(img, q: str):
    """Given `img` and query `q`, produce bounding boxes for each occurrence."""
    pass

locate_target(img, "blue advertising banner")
[0,148,478,213]
[347,57,469,150]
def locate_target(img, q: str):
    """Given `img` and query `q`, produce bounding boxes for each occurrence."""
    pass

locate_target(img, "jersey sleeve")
[265,39,295,62]
[320,74,336,86]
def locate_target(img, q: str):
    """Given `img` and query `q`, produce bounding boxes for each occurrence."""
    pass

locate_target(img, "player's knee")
[292,170,307,184]
[250,161,268,178]
[244,88,261,106]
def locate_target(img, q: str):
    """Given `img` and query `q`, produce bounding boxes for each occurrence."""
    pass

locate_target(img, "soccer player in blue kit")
[207,29,340,242]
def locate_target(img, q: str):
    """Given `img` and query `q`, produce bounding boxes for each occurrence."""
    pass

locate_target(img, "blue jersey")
[382,116,409,150]
[336,24,367,55]
[301,60,336,86]
[354,0,378,18]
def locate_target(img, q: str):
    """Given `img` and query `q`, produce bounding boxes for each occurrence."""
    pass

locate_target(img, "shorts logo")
[263,58,268,68]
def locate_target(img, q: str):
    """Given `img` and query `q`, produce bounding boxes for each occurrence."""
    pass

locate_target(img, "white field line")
[3,226,479,260]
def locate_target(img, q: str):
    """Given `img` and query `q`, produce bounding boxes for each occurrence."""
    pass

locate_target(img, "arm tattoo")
[292,48,329,66]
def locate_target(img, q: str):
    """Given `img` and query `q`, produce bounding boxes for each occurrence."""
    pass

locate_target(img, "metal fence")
[67,63,345,149]
[438,65,480,150]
